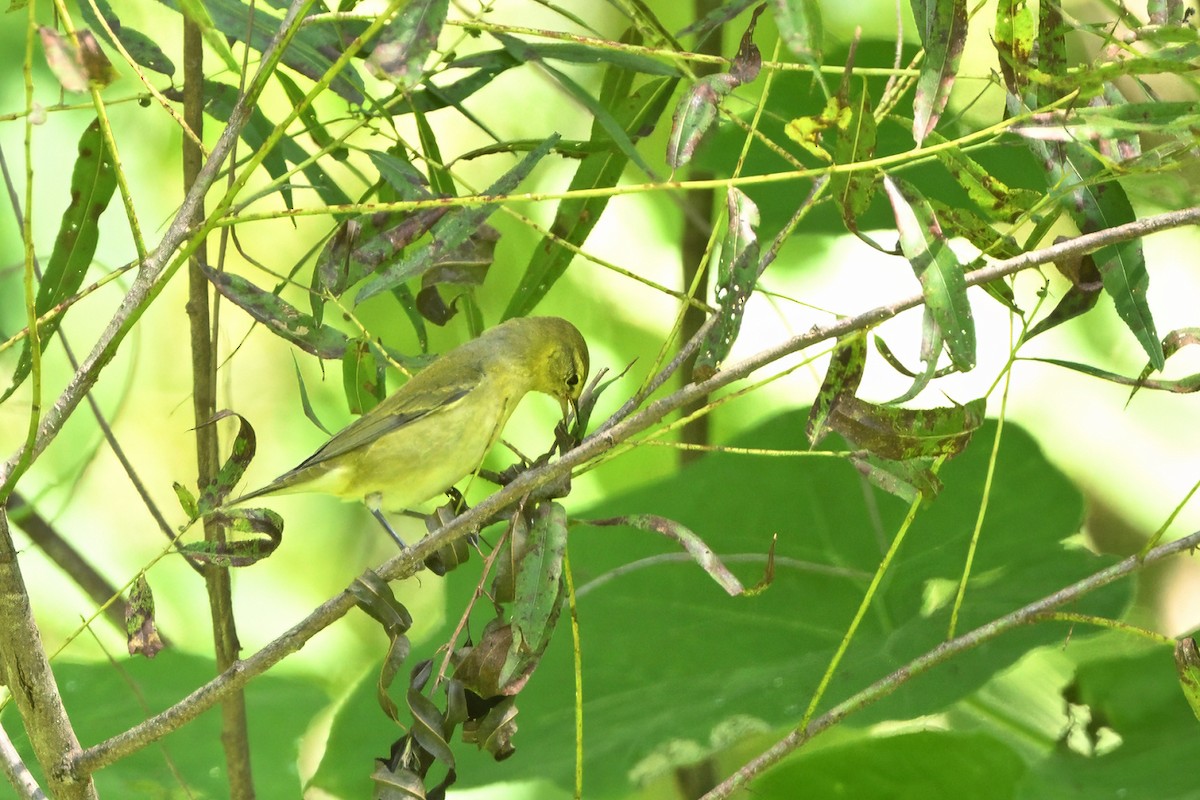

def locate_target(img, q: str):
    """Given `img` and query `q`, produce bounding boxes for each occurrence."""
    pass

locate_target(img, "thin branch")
[0,0,317,499]
[699,528,1200,799]
[67,204,1200,776]
[0,720,47,800]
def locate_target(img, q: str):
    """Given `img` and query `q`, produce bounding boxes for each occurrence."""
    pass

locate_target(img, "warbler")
[234,316,589,545]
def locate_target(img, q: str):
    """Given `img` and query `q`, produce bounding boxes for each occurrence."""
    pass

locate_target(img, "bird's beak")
[558,396,573,421]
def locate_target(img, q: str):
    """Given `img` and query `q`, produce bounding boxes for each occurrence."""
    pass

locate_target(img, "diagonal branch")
[0,0,317,499]
[68,203,1200,776]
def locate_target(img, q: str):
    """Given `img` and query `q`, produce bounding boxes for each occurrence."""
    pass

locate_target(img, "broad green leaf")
[883,176,976,373]
[1,654,326,798]
[355,134,561,304]
[3,118,116,403]
[807,330,868,447]
[78,0,176,76]
[694,188,761,381]
[504,70,676,318]
[994,0,1033,94]
[314,414,1116,797]
[772,0,823,59]
[201,265,351,359]
[366,0,449,89]
[827,395,985,461]
[912,0,967,146]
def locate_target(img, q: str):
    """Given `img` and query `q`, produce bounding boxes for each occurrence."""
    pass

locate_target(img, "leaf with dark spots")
[807,330,868,447]
[883,176,976,374]
[183,507,283,567]
[201,265,351,359]
[367,0,449,89]
[994,0,1034,94]
[829,71,878,231]
[3,118,117,403]
[827,395,986,461]
[912,0,967,146]
[666,7,764,168]
[194,410,258,514]
[125,574,164,658]
[695,188,761,381]
[356,135,560,304]
[77,0,175,76]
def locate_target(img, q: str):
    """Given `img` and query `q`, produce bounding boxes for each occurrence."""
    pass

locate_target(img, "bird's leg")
[365,492,406,550]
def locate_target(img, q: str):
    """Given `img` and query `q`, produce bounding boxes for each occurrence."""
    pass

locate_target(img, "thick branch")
[0,508,96,800]
[68,204,1200,775]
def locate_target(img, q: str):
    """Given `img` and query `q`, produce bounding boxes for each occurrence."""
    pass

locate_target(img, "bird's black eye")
[566,373,579,387]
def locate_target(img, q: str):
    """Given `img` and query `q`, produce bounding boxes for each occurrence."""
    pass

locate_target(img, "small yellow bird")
[235,316,589,545]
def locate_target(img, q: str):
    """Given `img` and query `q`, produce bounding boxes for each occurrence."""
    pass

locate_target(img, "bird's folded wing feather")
[292,372,481,469]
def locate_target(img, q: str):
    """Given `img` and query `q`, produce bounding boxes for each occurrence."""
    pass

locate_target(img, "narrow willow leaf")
[920,130,1038,224]
[177,0,240,72]
[291,354,333,435]
[125,574,164,658]
[407,686,456,765]
[3,118,116,402]
[912,0,967,146]
[158,0,368,103]
[677,0,759,39]
[196,410,258,513]
[772,0,823,59]
[807,330,868,447]
[1129,329,1200,401]
[172,482,199,521]
[883,176,976,372]
[185,507,283,566]
[667,6,763,168]
[494,33,658,178]
[39,27,116,91]
[502,502,569,688]
[849,452,941,503]
[77,0,175,76]
[505,70,676,318]
[202,265,351,359]
[830,75,877,230]
[276,72,340,158]
[452,39,679,77]
[356,134,560,303]
[1022,252,1103,342]
[342,338,385,415]
[367,0,449,89]
[889,306,945,404]
[828,395,985,460]
[1013,101,1200,144]
[994,0,1034,94]
[1174,638,1200,722]
[695,189,761,381]
[365,149,434,200]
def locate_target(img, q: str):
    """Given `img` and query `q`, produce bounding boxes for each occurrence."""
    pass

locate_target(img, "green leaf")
[355,134,561,304]
[78,0,175,76]
[201,265,351,359]
[912,0,967,146]
[341,337,386,415]
[1174,638,1200,722]
[771,0,823,60]
[366,0,449,89]
[994,0,1033,94]
[883,176,976,373]
[196,410,258,513]
[125,573,164,658]
[694,188,760,380]
[502,502,569,688]
[1,653,326,798]
[177,0,240,73]
[3,118,117,402]
[452,39,680,77]
[826,395,985,461]
[504,67,676,318]
[829,74,878,230]
[807,330,868,446]
[1013,101,1200,145]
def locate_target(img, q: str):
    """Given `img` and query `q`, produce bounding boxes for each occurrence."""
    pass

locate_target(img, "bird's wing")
[292,367,483,469]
